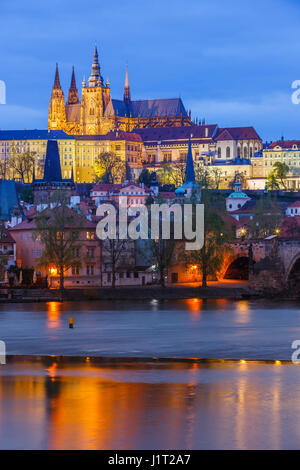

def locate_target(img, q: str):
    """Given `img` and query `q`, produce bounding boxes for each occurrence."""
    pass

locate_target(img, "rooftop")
[0,130,72,141]
[110,98,188,119]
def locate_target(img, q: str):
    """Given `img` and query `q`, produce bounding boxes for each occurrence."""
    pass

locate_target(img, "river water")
[1,299,300,449]
[0,298,299,359]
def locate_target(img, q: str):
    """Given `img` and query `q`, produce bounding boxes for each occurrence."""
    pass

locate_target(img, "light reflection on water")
[1,360,300,449]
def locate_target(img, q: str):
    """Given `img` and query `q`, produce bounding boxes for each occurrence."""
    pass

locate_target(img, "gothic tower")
[67,66,79,104]
[48,64,66,130]
[79,45,112,134]
[65,67,81,134]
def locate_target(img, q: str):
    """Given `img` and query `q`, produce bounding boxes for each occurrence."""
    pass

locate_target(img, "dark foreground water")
[0,298,300,359]
[1,359,300,449]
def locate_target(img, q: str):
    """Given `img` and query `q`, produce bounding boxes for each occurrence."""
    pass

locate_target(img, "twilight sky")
[0,0,300,141]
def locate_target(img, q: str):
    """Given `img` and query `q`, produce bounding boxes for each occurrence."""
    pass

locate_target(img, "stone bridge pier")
[220,238,300,291]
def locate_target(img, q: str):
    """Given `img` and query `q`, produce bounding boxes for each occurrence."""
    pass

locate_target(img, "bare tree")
[150,238,175,287]
[35,191,82,298]
[210,167,222,190]
[94,151,126,183]
[8,144,36,183]
[102,237,135,288]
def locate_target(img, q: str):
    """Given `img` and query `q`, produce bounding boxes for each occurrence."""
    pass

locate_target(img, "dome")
[175,186,185,195]
[227,191,249,199]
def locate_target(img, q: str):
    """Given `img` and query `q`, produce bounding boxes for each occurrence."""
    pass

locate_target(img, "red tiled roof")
[75,130,142,142]
[91,184,122,192]
[267,140,300,150]
[9,207,96,231]
[133,124,218,143]
[23,206,36,217]
[158,192,176,198]
[216,126,261,141]
[119,183,151,193]
[91,183,150,194]
[288,201,300,208]
[0,229,16,243]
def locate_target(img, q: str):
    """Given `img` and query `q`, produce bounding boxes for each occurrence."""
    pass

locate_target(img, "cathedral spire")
[123,65,131,102]
[67,66,79,104]
[185,135,196,183]
[53,63,62,90]
[89,43,103,87]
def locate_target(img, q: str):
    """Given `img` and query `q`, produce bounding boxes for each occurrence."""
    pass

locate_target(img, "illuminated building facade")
[0,129,143,183]
[48,46,191,136]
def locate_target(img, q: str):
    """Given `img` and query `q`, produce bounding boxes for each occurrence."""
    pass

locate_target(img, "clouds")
[0,0,299,140]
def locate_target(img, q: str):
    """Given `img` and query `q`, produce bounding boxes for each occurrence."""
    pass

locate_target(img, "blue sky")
[0,0,299,141]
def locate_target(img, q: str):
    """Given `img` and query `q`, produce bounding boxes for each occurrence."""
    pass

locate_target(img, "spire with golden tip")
[123,64,131,102]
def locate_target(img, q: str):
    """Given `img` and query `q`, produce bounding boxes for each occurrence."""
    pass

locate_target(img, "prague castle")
[0,44,265,187]
[48,45,191,135]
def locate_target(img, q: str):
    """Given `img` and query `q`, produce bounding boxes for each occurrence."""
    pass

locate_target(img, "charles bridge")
[222,238,300,290]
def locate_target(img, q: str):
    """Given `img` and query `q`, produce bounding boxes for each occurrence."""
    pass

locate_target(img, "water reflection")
[235,300,251,323]
[46,302,61,329]
[185,298,202,316]
[1,359,300,449]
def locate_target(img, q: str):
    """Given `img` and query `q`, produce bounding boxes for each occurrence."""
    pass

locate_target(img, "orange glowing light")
[46,362,58,381]
[240,359,246,364]
[49,267,57,275]
[47,302,61,329]
[275,360,281,365]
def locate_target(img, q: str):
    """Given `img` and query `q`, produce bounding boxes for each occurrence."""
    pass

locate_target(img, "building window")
[226,147,230,159]
[72,266,80,275]
[87,248,95,257]
[217,148,221,158]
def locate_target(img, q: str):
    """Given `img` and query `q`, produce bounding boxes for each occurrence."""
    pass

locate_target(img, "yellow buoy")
[69,317,74,329]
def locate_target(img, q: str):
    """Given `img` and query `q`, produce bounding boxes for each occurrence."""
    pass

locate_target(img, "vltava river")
[0,299,299,359]
[1,299,300,449]
[1,358,300,449]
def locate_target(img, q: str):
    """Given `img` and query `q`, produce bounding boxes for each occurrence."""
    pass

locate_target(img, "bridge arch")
[220,254,251,280]
[285,252,300,285]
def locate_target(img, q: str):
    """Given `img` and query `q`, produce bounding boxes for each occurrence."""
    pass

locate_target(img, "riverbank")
[0,282,253,303]
[3,354,292,365]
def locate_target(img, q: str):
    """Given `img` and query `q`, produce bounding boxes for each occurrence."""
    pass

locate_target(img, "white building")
[226,181,251,212]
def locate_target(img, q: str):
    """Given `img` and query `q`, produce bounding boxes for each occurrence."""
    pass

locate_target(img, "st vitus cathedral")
[48,45,191,135]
